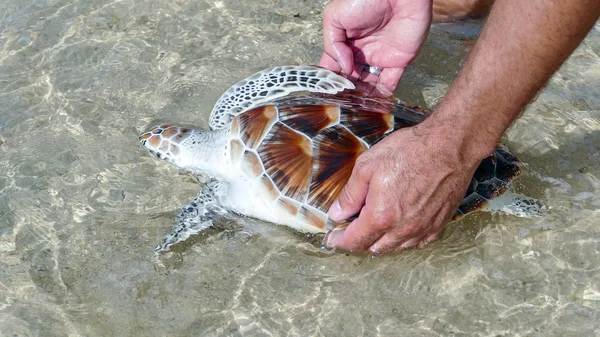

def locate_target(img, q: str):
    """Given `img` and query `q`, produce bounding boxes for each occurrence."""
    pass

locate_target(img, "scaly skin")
[139,124,182,163]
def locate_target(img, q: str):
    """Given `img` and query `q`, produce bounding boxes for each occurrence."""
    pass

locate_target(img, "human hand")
[319,0,432,96]
[325,119,483,254]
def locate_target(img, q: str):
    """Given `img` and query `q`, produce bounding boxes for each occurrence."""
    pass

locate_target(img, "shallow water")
[0,0,599,336]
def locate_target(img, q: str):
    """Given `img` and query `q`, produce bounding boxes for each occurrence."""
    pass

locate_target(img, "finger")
[354,81,377,95]
[327,161,371,222]
[376,67,405,96]
[367,232,406,255]
[322,13,354,75]
[318,53,342,74]
[397,237,421,251]
[358,64,381,83]
[368,225,425,254]
[325,211,386,252]
[355,67,405,97]
[355,61,380,95]
[417,231,440,249]
[327,181,397,252]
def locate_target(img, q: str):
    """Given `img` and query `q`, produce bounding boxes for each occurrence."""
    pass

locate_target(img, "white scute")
[208,65,355,130]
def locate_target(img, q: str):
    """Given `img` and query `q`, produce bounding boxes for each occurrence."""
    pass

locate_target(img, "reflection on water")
[0,0,599,335]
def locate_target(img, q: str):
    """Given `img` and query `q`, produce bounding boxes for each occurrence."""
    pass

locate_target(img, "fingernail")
[328,200,342,220]
[324,231,332,248]
[368,247,381,256]
[324,230,338,248]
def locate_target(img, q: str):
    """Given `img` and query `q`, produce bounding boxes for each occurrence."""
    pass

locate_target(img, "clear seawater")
[0,1,599,336]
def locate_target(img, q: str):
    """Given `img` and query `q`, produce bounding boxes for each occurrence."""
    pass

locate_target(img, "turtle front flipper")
[154,180,228,253]
[209,66,355,130]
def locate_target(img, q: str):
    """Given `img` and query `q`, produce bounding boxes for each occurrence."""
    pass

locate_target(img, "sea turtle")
[139,65,539,253]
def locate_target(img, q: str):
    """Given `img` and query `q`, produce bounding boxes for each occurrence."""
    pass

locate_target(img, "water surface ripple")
[0,1,599,336]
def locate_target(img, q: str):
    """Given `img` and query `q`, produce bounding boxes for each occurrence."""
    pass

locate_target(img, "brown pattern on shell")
[237,105,278,149]
[298,90,397,114]
[230,115,240,137]
[230,139,244,165]
[259,174,280,202]
[274,90,426,130]
[298,205,328,231]
[392,104,426,129]
[278,105,340,137]
[329,220,351,230]
[278,196,301,216]
[240,150,264,178]
[148,135,160,148]
[257,122,313,202]
[340,108,394,144]
[162,127,179,138]
[308,125,368,211]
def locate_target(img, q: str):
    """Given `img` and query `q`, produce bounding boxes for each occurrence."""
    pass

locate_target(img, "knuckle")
[354,156,371,171]
[396,222,421,238]
[370,211,394,230]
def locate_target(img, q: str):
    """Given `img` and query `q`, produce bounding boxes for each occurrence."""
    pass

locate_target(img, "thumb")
[318,52,343,73]
[322,12,354,76]
[328,164,371,221]
[327,41,354,76]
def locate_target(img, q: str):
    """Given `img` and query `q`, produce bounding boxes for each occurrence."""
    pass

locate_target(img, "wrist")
[419,102,502,166]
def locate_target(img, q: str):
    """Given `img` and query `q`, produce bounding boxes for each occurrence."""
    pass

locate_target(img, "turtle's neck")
[139,124,232,180]
[171,128,231,179]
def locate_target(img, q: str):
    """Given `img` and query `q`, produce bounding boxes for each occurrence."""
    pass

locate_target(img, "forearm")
[427,0,600,161]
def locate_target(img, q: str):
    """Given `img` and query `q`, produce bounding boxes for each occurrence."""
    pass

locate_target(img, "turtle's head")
[139,124,227,174]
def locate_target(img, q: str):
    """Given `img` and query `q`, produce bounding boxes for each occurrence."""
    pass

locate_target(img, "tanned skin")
[321,0,600,254]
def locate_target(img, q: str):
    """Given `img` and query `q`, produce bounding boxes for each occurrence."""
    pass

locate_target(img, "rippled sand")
[0,1,599,336]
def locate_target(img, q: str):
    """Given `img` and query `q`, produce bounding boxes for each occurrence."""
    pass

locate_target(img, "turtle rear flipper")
[483,191,544,217]
[154,180,228,253]
[454,147,543,219]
